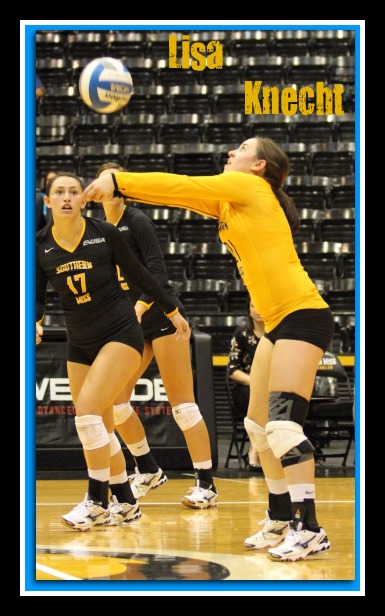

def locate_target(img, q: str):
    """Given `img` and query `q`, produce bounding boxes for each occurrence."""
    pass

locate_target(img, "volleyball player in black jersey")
[36,173,190,531]
[95,163,218,509]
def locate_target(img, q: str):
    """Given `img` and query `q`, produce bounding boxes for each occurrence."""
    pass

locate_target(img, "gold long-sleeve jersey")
[114,171,329,333]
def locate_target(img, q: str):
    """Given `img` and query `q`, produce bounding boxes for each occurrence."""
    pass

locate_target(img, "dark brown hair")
[95,161,126,178]
[46,172,84,196]
[254,137,299,233]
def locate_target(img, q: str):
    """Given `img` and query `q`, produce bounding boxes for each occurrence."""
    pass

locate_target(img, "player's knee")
[268,391,309,426]
[75,415,109,451]
[244,417,269,452]
[172,403,202,431]
[108,432,121,457]
[113,402,134,426]
[266,418,314,466]
[280,440,315,468]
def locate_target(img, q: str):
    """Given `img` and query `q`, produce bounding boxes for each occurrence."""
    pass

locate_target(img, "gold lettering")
[168,34,180,68]
[333,84,345,116]
[298,86,314,116]
[243,81,345,116]
[76,293,91,305]
[181,35,190,69]
[207,41,223,69]
[168,33,223,70]
[262,85,280,114]
[244,81,262,114]
[281,87,297,116]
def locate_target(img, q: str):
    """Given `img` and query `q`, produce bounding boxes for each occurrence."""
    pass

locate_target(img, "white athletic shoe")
[268,525,331,561]
[181,485,218,509]
[61,494,110,531]
[244,510,290,549]
[128,467,168,499]
[107,495,142,526]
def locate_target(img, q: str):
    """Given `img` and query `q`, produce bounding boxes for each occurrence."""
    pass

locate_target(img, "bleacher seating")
[320,208,355,243]
[38,85,80,117]
[311,30,355,56]
[78,144,124,180]
[285,175,332,209]
[272,30,313,56]
[170,143,217,175]
[127,85,168,115]
[309,142,355,177]
[157,113,203,144]
[114,113,157,145]
[191,243,239,280]
[107,30,147,58]
[125,144,170,172]
[168,85,212,115]
[287,55,330,84]
[36,28,357,414]
[36,30,66,59]
[73,114,115,147]
[173,210,218,243]
[36,114,72,146]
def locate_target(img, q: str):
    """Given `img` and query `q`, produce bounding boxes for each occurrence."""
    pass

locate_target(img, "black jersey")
[114,206,180,307]
[36,217,178,346]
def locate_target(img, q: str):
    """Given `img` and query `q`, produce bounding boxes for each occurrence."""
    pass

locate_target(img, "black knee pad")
[281,439,315,468]
[269,391,309,426]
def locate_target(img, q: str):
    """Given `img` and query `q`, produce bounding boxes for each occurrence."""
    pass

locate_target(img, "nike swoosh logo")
[305,491,315,494]
[45,248,54,253]
[160,327,169,331]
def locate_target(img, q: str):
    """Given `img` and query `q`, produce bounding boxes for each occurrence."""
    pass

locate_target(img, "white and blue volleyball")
[79,57,133,113]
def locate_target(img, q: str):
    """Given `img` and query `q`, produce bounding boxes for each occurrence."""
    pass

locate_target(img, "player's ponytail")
[254,137,299,234]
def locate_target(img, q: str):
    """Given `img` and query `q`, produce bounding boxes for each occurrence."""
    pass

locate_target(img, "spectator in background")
[36,73,45,98]
[228,296,265,471]
[36,170,59,230]
[36,189,47,231]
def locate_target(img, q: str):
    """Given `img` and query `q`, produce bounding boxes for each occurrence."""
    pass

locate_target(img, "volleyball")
[79,57,133,114]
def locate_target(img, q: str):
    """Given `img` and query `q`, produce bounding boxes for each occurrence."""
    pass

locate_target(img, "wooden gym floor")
[35,473,355,585]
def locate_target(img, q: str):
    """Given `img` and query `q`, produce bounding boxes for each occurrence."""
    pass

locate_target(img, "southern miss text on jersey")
[36,217,177,346]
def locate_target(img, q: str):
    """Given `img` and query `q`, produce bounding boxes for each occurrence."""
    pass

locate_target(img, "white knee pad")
[172,403,202,432]
[75,415,109,451]
[244,417,270,452]
[113,402,134,426]
[265,420,307,459]
[108,432,122,457]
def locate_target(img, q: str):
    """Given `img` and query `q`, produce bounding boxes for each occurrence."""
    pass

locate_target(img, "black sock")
[110,481,136,505]
[88,478,109,509]
[195,468,215,491]
[134,452,159,474]
[303,499,320,531]
[269,492,292,521]
[291,500,320,532]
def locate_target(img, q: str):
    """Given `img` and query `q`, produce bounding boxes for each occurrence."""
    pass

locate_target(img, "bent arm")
[105,223,177,315]
[131,214,170,307]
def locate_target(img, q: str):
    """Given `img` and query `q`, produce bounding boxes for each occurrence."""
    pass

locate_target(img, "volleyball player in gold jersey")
[83,137,334,561]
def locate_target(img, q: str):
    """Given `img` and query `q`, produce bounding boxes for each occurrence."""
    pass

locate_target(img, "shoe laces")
[259,514,286,534]
[258,516,275,532]
[73,499,97,514]
[283,529,302,546]
[130,467,155,485]
[187,486,209,498]
[110,495,122,512]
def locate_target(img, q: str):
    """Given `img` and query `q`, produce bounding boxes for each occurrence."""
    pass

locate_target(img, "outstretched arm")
[83,171,260,219]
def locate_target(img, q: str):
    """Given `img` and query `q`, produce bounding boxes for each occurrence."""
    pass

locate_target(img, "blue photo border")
[23,20,363,594]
